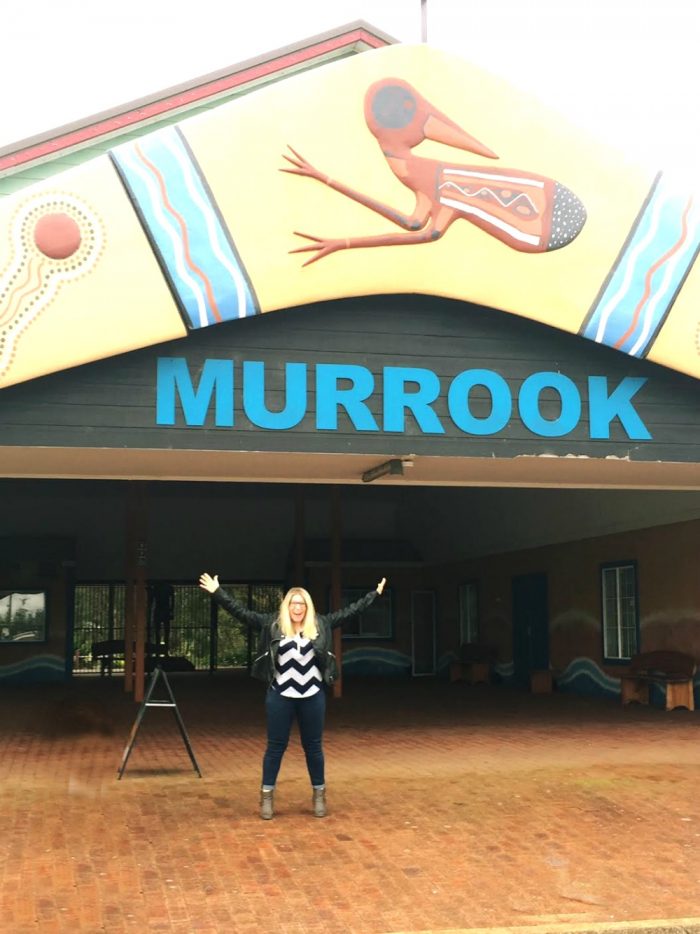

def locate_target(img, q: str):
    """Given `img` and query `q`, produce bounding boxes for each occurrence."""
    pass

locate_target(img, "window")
[73,583,126,672]
[601,563,638,660]
[73,580,284,673]
[216,582,284,669]
[459,582,479,644]
[340,587,393,639]
[0,589,47,642]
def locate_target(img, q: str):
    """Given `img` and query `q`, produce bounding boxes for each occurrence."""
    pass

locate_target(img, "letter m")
[156,357,233,426]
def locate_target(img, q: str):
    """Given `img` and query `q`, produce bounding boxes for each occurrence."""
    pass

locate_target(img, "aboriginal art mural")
[0,194,104,379]
[110,127,258,329]
[0,42,698,389]
[580,174,700,360]
[283,78,587,263]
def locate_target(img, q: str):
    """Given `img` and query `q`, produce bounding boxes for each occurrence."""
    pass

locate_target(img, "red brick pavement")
[1,673,700,933]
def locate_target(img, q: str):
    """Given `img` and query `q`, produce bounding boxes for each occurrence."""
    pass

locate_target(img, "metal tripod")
[117,665,202,779]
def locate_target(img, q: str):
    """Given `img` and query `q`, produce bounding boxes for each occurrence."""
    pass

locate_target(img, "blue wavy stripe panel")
[494,661,514,680]
[582,173,700,356]
[342,648,411,677]
[556,657,621,699]
[111,126,258,328]
[0,655,65,683]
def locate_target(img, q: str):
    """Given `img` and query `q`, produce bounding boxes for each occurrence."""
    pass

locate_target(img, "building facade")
[2,25,699,700]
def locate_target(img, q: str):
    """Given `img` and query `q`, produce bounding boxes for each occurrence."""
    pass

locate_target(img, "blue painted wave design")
[582,173,700,356]
[494,660,514,682]
[556,657,621,699]
[342,648,411,677]
[111,127,257,328]
[0,654,66,683]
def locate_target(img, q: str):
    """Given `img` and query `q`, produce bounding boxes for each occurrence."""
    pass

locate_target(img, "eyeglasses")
[290,600,306,607]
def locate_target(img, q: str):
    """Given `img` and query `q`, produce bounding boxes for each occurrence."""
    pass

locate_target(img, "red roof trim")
[0,28,387,173]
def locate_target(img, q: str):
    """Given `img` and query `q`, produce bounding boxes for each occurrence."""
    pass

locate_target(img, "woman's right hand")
[199,572,220,594]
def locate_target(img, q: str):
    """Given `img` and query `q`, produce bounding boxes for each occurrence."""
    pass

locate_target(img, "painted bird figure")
[283,77,586,265]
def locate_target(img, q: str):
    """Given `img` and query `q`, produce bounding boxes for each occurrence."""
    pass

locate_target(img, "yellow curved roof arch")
[1,43,698,388]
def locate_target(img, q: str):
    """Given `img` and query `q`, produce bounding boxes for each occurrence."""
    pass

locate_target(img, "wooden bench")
[620,650,696,711]
[449,643,496,685]
[145,655,194,673]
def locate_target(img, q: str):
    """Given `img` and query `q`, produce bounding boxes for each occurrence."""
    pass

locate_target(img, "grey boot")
[312,786,326,818]
[260,788,274,820]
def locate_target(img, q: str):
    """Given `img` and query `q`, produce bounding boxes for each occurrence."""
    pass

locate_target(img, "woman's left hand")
[376,577,386,595]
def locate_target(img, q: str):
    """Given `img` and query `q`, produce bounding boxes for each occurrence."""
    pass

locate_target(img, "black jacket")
[212,587,379,686]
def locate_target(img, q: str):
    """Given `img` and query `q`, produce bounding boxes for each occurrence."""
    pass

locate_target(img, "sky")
[2,0,698,173]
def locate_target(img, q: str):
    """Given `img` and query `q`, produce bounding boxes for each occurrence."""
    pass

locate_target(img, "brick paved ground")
[1,672,700,933]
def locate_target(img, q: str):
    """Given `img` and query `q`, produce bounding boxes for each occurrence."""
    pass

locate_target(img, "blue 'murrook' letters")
[243,361,307,430]
[316,364,378,431]
[588,376,651,440]
[518,372,581,437]
[156,357,233,426]
[447,369,511,435]
[383,367,444,434]
[155,356,652,442]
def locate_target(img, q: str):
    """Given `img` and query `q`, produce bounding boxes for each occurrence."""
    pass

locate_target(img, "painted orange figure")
[283,78,586,264]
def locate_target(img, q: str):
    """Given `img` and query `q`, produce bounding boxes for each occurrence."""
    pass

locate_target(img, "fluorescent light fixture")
[362,458,413,483]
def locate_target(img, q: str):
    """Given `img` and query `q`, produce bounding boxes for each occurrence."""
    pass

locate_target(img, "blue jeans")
[262,687,326,787]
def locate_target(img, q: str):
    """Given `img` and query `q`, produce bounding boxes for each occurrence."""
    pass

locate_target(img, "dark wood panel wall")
[2,295,700,463]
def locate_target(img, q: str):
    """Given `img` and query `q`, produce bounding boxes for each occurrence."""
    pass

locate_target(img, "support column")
[125,482,148,701]
[63,557,77,678]
[330,487,342,699]
[294,486,305,585]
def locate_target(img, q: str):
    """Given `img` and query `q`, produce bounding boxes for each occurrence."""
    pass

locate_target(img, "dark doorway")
[512,573,549,689]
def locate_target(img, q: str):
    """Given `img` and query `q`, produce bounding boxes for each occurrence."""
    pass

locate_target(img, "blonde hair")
[278,587,318,640]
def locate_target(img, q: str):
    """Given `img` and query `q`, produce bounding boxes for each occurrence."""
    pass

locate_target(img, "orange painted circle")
[33,213,82,259]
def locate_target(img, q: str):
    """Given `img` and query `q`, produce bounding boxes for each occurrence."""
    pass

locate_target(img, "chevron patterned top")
[274,635,322,698]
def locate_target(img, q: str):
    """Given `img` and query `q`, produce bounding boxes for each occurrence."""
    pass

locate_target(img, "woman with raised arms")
[199,572,386,819]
